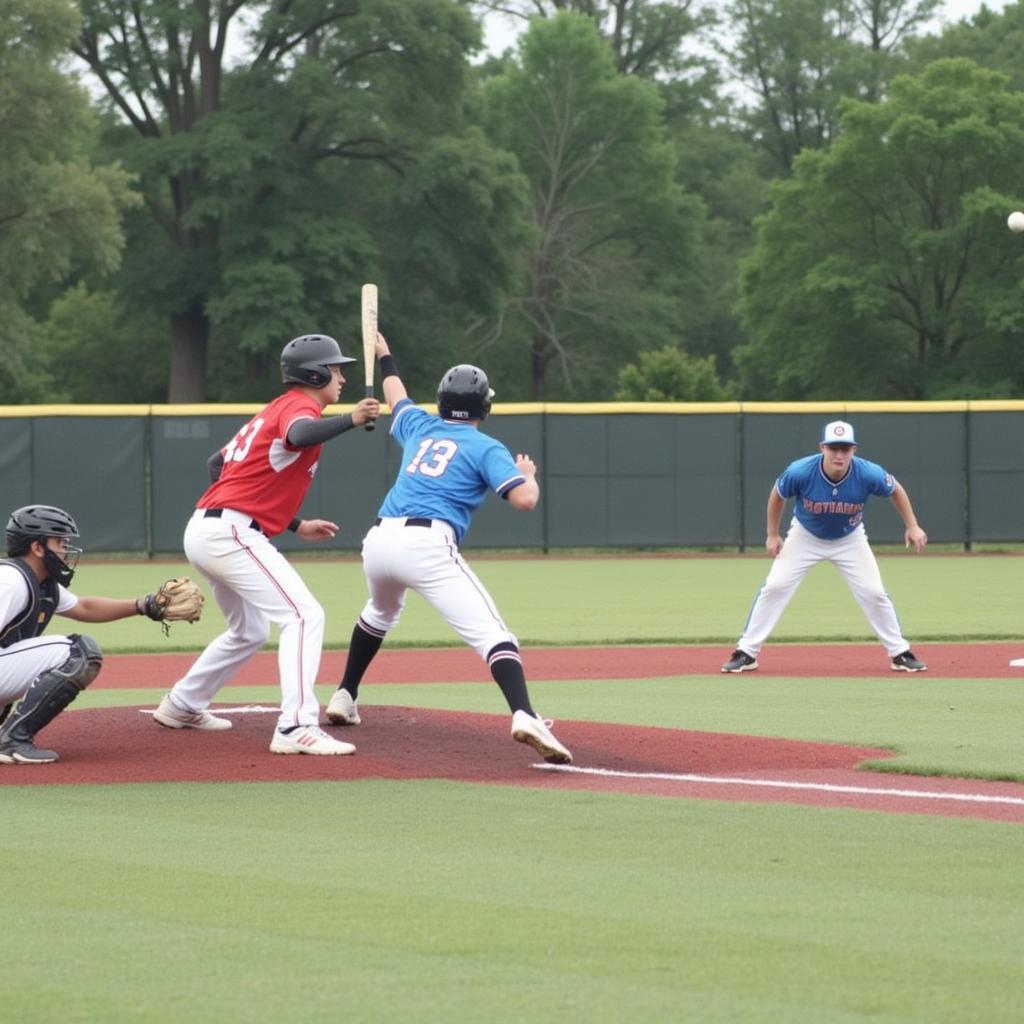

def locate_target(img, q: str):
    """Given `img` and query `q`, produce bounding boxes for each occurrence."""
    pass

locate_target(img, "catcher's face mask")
[41,537,82,587]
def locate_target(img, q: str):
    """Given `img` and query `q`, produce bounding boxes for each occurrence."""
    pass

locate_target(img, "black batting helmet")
[281,334,356,388]
[437,365,494,421]
[6,505,80,556]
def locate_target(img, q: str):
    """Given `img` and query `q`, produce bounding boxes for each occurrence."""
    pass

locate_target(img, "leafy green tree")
[670,119,768,377]
[37,285,168,402]
[615,346,730,400]
[473,0,717,79]
[476,13,701,399]
[476,2,753,389]
[722,0,941,175]
[905,0,1024,90]
[74,0,530,401]
[735,59,1024,400]
[0,0,136,403]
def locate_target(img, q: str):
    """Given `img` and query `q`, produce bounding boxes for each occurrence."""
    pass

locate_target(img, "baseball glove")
[140,577,204,634]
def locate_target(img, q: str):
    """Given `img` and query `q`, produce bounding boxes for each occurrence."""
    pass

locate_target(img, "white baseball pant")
[737,518,910,656]
[168,509,324,729]
[358,517,517,658]
[0,636,77,706]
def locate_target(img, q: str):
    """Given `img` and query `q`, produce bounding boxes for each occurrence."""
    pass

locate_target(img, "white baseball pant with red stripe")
[358,517,517,662]
[167,509,324,729]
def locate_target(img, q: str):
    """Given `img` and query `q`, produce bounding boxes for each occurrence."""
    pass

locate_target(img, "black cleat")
[890,650,927,673]
[721,649,758,673]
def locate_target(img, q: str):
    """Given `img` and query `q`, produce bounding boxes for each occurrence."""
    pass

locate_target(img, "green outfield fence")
[3,401,1022,553]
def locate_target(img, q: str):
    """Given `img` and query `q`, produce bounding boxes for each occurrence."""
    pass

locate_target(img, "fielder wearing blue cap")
[721,420,929,674]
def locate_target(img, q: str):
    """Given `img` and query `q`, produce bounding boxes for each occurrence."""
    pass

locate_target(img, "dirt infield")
[4,642,1022,822]
[2,702,1023,823]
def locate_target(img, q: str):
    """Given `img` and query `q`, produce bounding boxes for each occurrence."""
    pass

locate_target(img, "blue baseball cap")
[821,420,856,445]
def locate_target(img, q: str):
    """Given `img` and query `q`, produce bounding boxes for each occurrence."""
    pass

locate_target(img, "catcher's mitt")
[140,577,204,634]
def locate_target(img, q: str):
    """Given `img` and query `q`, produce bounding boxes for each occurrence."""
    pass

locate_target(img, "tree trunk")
[530,334,547,400]
[168,302,210,402]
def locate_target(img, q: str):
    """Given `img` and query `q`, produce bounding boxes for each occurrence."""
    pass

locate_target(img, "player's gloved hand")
[138,577,204,624]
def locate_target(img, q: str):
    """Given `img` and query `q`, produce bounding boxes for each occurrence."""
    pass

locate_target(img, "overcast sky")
[942,0,1013,17]
[932,0,1013,24]
[483,1,1019,54]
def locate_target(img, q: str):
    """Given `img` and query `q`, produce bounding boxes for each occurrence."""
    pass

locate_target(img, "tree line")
[3,0,1024,405]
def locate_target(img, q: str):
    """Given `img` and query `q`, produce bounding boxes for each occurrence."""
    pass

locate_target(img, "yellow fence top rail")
[2,400,1024,417]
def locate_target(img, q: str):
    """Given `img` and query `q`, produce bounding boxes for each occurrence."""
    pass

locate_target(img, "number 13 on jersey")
[405,438,458,478]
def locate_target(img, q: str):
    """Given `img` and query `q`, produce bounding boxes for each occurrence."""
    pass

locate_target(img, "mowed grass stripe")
[67,554,1022,650]
[2,782,1021,1024]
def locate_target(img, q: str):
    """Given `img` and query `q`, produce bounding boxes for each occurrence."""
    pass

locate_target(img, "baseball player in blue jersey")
[722,420,928,674]
[325,333,571,763]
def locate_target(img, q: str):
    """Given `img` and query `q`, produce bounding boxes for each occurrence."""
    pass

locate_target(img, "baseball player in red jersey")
[153,334,379,755]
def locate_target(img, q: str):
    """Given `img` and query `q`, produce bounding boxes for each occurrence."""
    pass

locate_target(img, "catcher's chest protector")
[0,558,59,647]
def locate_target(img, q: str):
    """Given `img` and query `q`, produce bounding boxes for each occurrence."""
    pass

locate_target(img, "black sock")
[339,619,385,699]
[488,643,533,715]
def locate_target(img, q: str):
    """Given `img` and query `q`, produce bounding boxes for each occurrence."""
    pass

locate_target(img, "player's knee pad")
[58,634,104,691]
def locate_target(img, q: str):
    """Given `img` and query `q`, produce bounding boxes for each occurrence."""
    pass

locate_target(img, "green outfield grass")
[5,551,1023,1023]
[2,782,1020,1024]
[76,552,1022,650]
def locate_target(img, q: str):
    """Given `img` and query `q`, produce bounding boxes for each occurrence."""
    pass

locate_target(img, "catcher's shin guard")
[0,634,103,763]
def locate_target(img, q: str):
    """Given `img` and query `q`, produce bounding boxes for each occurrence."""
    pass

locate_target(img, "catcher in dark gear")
[0,505,205,764]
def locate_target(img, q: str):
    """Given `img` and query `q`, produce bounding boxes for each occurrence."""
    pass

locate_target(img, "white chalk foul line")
[138,705,279,716]
[533,764,1024,807]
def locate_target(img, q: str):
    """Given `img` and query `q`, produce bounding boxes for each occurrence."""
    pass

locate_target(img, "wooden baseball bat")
[361,283,378,432]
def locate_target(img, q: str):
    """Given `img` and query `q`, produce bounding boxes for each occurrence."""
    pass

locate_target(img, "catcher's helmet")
[281,334,356,389]
[5,505,80,555]
[437,364,494,421]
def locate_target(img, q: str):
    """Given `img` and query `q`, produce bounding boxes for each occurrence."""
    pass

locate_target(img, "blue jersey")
[377,399,527,543]
[775,454,896,540]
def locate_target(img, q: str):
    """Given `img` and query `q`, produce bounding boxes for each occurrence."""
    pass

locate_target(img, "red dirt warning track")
[93,641,1024,688]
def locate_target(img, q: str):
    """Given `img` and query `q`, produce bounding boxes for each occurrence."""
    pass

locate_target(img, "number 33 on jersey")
[197,391,324,537]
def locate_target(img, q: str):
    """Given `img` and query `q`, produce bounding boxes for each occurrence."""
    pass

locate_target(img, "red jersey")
[197,390,323,536]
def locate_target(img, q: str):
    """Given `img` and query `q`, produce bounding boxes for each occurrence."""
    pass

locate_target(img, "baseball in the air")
[1007,211,1024,233]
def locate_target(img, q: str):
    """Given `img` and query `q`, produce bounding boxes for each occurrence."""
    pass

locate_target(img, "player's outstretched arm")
[376,333,408,409]
[62,596,140,623]
[890,483,927,552]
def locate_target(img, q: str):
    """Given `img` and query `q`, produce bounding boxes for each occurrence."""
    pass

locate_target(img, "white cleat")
[511,710,572,765]
[153,695,232,731]
[325,688,361,726]
[270,725,356,756]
